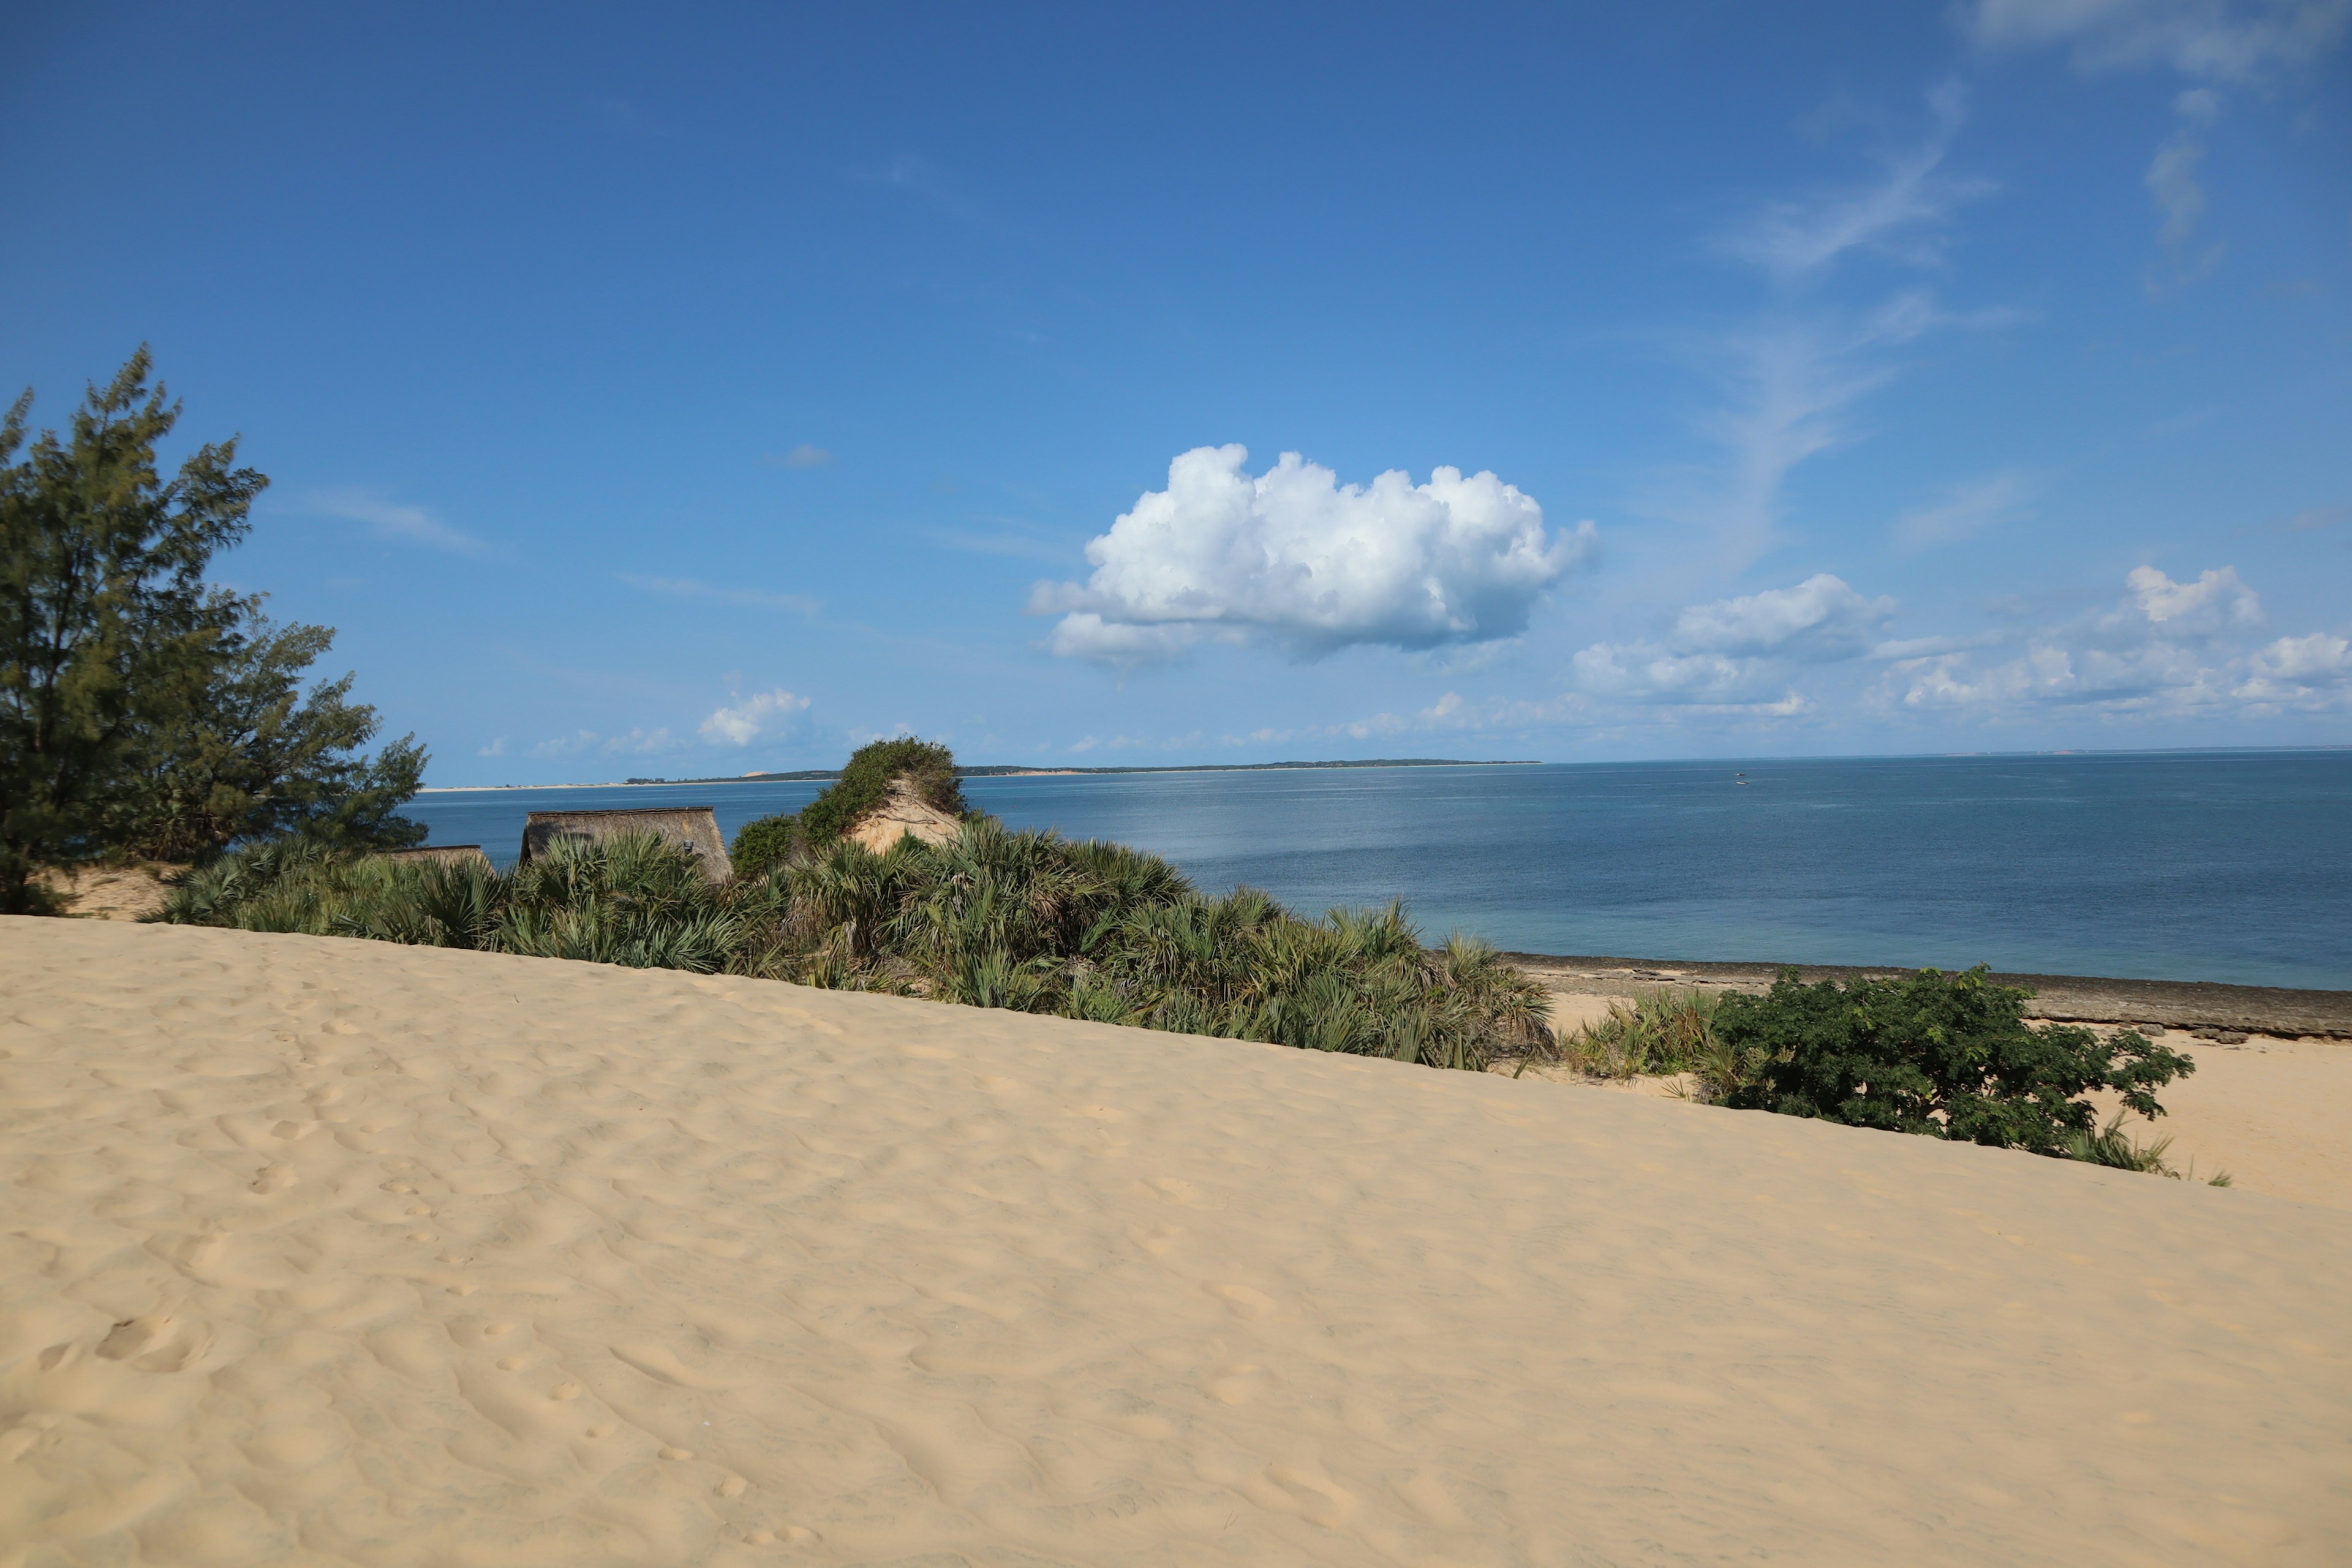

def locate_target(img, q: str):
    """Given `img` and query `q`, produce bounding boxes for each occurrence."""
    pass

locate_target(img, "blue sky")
[6,1,2349,782]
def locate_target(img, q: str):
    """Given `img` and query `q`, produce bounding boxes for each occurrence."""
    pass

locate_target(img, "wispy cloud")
[1720,81,1992,284]
[1967,2,2348,280]
[1670,294,2013,569]
[300,486,488,555]
[1964,0,2351,86]
[530,726,680,759]
[2145,89,2228,292]
[1894,472,2030,549]
[615,573,820,616]
[857,153,993,227]
[764,443,834,469]
[922,524,1068,562]
[1668,90,2014,571]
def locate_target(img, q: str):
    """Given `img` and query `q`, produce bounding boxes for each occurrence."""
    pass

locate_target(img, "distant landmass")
[619,758,1539,786]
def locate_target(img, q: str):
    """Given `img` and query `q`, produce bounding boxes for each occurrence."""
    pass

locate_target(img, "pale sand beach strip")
[2,918,2348,1565]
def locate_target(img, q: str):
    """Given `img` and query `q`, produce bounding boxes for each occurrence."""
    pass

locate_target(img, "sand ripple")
[2,918,2347,1565]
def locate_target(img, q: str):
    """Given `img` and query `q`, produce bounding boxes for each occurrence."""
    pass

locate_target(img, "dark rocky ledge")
[1502,953,2352,1041]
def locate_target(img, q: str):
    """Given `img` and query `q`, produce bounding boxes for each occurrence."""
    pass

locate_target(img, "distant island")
[612,758,1539,786]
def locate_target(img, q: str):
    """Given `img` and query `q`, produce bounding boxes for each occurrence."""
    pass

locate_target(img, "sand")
[3,919,2349,1566]
[31,866,179,924]
[2082,1033,2352,1209]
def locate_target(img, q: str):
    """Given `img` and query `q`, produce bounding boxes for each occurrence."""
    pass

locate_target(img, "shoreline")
[419,758,1536,792]
[1506,952,2352,1039]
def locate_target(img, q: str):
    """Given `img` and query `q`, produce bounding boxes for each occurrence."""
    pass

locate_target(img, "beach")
[4,917,2348,1565]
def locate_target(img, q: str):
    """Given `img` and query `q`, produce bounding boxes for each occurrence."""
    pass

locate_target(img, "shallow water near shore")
[407,749,2352,989]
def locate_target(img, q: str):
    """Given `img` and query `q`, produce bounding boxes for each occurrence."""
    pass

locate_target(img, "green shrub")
[161,796,1555,1073]
[1714,967,2196,1156]
[1561,989,1725,1080]
[730,813,801,880]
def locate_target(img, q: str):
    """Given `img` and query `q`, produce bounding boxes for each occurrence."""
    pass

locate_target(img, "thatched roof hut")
[376,844,493,870]
[519,807,734,883]
[846,781,965,854]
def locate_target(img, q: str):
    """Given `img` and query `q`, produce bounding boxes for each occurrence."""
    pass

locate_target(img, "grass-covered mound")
[160,816,1553,1071]
[732,738,970,879]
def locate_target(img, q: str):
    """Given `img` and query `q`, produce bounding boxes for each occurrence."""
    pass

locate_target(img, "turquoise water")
[403,752,2352,989]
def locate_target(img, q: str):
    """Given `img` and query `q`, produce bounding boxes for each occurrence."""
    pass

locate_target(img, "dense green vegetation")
[1711,967,2195,1155]
[1547,966,2214,1179]
[731,737,970,878]
[163,816,1556,1071]
[1,352,423,910]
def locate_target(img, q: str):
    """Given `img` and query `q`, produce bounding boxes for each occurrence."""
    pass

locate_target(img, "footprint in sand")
[1145,1177,1205,1206]
[95,1314,209,1373]
[1205,1364,1267,1405]
[1263,1463,1359,1528]
[249,1164,294,1194]
[1204,1282,1275,1319]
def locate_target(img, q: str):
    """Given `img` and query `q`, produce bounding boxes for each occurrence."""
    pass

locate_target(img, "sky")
[6,1,2350,783]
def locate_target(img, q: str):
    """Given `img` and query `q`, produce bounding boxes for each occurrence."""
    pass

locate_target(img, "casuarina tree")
[0,350,423,911]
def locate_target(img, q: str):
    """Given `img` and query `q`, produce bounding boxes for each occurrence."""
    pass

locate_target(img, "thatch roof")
[376,845,492,870]
[519,807,734,883]
[846,781,965,855]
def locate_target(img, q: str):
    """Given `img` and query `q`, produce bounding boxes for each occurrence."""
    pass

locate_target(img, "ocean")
[403,750,2352,990]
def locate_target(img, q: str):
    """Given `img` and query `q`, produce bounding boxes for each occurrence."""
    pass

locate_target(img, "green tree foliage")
[1713,967,2195,1155]
[165,818,1556,1072]
[113,616,426,860]
[0,351,423,909]
[731,736,969,876]
[728,813,802,881]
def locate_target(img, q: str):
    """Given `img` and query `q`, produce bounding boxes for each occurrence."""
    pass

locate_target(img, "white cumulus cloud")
[1671,574,1898,660]
[1888,563,2346,718]
[1573,574,1895,705]
[2122,563,2262,630]
[699,689,811,746]
[1033,445,1591,666]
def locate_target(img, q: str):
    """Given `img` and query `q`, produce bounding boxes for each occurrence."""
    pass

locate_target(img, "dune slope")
[2,918,2347,1566]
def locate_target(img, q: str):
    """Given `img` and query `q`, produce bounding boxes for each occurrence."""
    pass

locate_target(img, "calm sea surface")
[404,752,2352,989]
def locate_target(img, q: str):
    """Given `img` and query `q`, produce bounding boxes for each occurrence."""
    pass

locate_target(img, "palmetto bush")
[160,820,1553,1071]
[1560,990,1730,1082]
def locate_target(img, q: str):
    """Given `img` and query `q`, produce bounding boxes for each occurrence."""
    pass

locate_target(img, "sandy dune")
[2081,1033,2352,1208]
[3,919,2348,1566]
